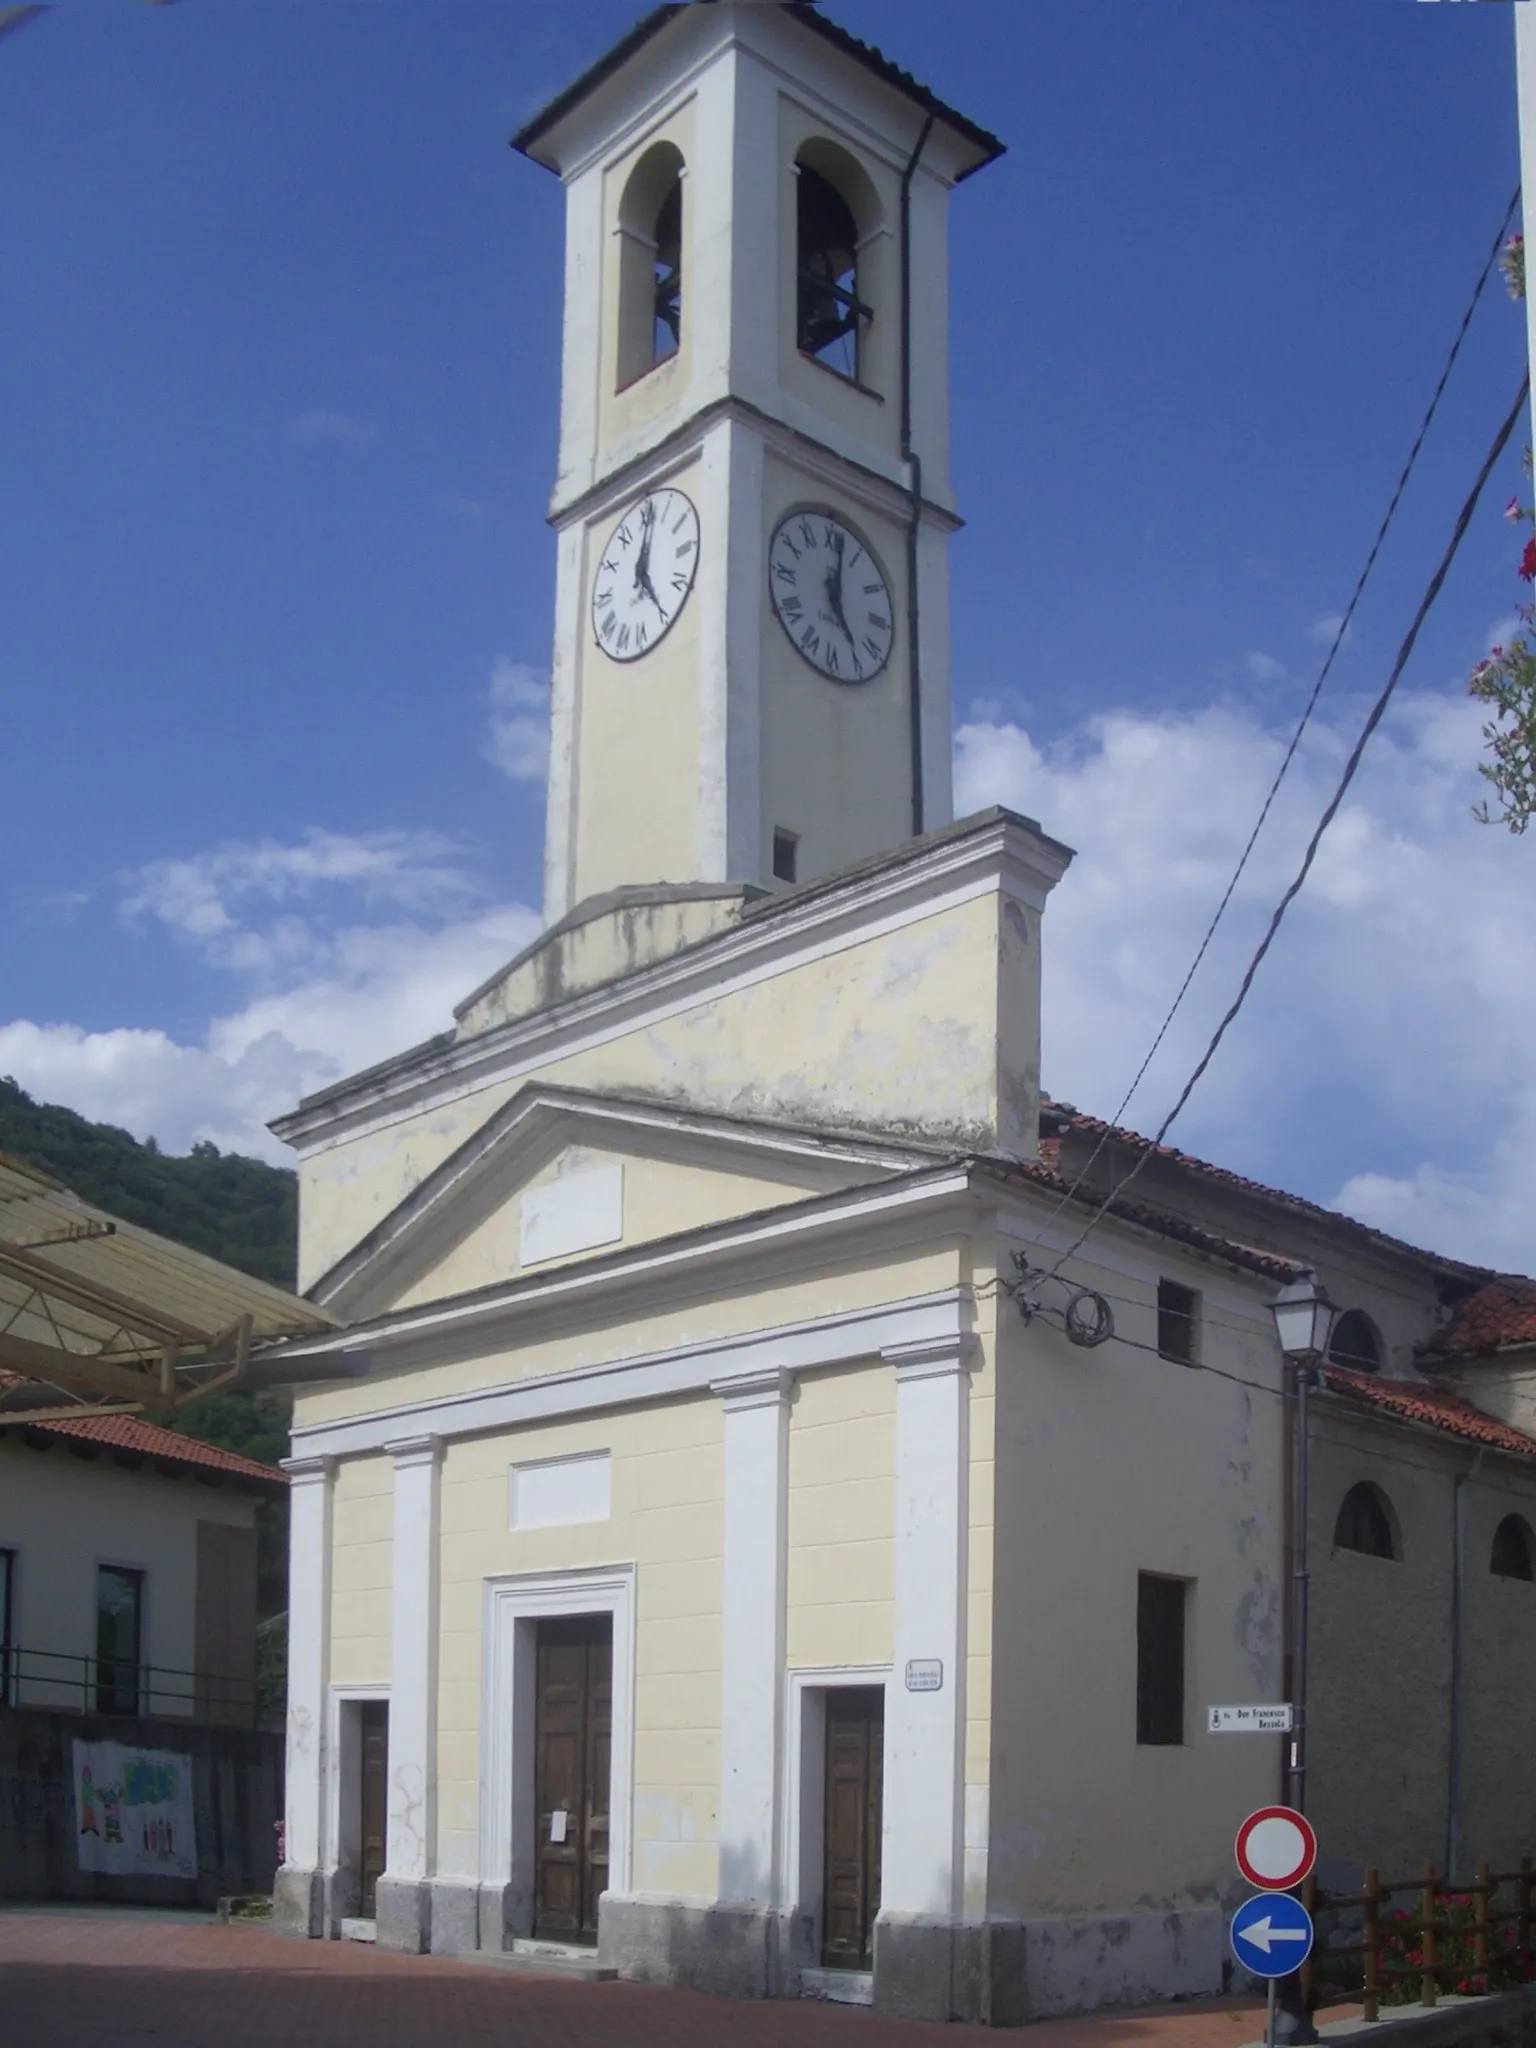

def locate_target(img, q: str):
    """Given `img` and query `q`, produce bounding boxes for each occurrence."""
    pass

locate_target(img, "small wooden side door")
[821,1686,884,1970]
[359,1701,388,1918]
[534,1615,612,1943]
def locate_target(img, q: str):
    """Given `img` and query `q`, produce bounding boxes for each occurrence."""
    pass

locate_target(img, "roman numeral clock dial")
[591,486,700,663]
[768,511,893,684]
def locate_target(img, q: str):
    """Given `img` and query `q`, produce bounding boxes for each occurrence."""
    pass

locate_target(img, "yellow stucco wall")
[329,1453,393,1687]
[786,1362,896,1670]
[432,1396,725,1897]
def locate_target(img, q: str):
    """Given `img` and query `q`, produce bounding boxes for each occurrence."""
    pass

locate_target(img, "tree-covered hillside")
[0,1077,296,1286]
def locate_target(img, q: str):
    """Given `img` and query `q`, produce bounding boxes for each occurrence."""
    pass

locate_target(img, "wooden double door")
[358,1700,389,1918]
[822,1686,884,1970]
[533,1615,612,1944]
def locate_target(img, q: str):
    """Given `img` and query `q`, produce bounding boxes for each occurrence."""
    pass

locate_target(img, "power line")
[1036,367,1531,1284]
[1030,187,1523,1251]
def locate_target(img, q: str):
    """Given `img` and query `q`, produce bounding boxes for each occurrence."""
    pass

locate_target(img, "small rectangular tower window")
[1136,1572,1187,1746]
[772,828,798,884]
[1157,1278,1200,1365]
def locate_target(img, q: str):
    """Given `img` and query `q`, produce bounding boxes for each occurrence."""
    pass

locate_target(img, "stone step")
[483,1938,616,1982]
[799,1966,873,2006]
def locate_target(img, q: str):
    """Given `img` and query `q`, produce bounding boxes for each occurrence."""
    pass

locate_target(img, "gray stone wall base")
[271,1865,324,1940]
[599,1895,782,1999]
[374,1875,431,1954]
[425,1880,481,1956]
[872,1912,964,2022]
[1019,1907,1224,2020]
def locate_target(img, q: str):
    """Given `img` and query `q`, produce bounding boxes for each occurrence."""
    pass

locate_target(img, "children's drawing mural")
[73,1741,196,1880]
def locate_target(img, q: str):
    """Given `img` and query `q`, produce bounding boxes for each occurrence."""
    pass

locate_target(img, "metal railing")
[0,1642,255,1725]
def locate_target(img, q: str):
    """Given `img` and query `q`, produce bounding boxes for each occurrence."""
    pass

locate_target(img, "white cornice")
[290,1284,972,1462]
[271,810,1071,1159]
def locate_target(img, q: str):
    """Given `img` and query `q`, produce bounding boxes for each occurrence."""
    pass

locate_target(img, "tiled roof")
[1422,1277,1536,1362]
[0,1411,287,1491]
[1322,1364,1536,1459]
[984,1154,1301,1283]
[512,3,1004,175]
[1041,1099,1488,1282]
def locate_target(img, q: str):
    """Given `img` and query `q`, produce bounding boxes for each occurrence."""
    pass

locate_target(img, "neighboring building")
[0,1408,284,1727]
[264,3,1536,2025]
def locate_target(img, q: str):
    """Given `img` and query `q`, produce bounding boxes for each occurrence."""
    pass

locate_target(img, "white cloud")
[482,657,550,785]
[291,408,375,448]
[1244,650,1287,685]
[955,688,1536,1270]
[2,832,539,1164]
[1308,612,1348,647]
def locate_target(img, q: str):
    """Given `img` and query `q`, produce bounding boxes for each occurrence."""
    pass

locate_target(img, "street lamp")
[1268,1270,1337,2048]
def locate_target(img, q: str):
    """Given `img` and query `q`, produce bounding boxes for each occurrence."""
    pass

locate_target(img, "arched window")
[1334,1481,1398,1560]
[617,142,684,389]
[1328,1309,1384,1373]
[795,152,874,383]
[1491,1513,1535,1581]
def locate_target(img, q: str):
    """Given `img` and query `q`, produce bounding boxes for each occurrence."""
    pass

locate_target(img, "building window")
[1334,1482,1398,1561]
[0,1548,14,1707]
[1328,1309,1383,1373]
[796,161,869,382]
[1156,1279,1199,1365]
[1136,1572,1186,1746]
[96,1565,144,1716]
[772,827,798,883]
[617,141,684,388]
[1491,1513,1535,1582]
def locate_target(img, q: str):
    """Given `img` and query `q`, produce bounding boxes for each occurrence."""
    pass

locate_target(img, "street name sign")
[1235,1806,1318,1891]
[1208,1704,1294,1734]
[1230,1892,1314,1979]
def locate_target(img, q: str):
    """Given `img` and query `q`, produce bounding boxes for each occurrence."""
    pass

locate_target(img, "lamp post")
[1268,1270,1337,2048]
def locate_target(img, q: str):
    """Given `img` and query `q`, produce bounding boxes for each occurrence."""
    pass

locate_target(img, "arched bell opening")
[794,141,881,385]
[617,141,685,390]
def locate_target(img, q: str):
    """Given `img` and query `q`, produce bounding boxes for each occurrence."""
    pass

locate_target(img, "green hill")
[0,1076,296,1286]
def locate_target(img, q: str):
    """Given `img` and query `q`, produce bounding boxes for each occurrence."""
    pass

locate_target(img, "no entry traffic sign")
[1230,1892,1315,1979]
[1234,1805,1317,1891]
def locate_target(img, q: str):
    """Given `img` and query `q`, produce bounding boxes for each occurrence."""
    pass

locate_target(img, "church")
[267,2,1536,2024]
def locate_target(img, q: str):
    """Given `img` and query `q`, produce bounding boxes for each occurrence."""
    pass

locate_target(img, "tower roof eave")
[510,3,1005,181]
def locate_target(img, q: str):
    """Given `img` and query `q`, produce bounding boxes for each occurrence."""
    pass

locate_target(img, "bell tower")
[515,2,1002,923]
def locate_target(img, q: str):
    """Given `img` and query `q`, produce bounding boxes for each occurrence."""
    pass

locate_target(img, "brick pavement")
[0,1908,1271,2048]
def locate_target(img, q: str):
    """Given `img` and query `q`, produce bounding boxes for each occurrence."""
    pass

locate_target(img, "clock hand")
[634,502,662,610]
[825,529,853,642]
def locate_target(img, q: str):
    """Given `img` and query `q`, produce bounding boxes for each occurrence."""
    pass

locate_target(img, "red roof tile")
[1323,1364,1536,1459]
[0,1411,286,1490]
[1422,1277,1536,1361]
[1042,1098,1488,1280]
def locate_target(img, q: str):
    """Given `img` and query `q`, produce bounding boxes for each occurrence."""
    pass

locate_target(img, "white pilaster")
[384,1434,442,1884]
[280,1454,335,1877]
[880,1337,974,1918]
[713,1365,791,1903]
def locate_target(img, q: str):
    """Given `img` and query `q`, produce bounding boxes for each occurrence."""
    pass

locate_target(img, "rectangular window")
[772,828,799,884]
[96,1565,144,1717]
[1136,1572,1186,1746]
[0,1549,14,1706]
[1157,1278,1200,1365]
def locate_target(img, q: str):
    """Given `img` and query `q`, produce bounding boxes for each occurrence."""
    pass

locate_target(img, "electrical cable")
[1028,186,1523,1248]
[1034,368,1531,1284]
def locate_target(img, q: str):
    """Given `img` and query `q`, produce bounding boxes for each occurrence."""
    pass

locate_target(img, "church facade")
[268,4,1536,2024]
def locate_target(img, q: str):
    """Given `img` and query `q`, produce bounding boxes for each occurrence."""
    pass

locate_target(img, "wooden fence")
[1301,1861,1536,2021]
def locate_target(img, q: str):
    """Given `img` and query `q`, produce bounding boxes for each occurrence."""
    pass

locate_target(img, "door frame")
[779,1665,891,1953]
[325,1683,390,1924]
[481,1566,635,1936]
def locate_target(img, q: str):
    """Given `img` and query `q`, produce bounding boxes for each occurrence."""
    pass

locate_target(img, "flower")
[1507,497,1524,524]
[1520,537,1536,582]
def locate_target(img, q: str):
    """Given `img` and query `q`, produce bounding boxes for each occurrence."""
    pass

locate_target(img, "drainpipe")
[1446,1448,1485,1884]
[900,112,935,841]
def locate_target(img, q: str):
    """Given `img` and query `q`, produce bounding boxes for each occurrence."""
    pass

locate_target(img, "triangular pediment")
[309,1085,943,1321]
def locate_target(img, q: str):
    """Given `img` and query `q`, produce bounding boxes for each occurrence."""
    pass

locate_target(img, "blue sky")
[3,1,1534,1267]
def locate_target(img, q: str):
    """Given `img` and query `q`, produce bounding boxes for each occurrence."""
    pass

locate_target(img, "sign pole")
[1267,1979,1277,2048]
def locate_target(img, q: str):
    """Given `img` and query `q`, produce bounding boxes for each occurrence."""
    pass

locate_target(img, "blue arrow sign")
[1231,1891,1314,1979]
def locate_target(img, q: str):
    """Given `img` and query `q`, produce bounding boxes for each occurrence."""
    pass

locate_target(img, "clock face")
[591,486,700,663]
[768,510,893,684]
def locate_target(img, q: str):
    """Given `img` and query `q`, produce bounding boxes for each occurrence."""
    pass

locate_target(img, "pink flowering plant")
[1468,232,1536,833]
